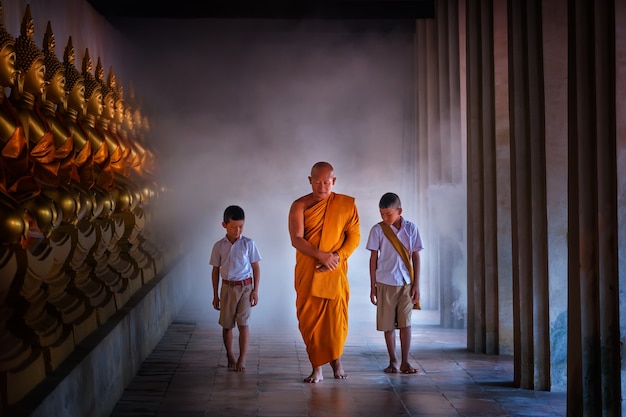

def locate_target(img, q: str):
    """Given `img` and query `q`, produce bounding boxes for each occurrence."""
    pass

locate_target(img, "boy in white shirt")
[210,205,261,371]
[366,193,423,374]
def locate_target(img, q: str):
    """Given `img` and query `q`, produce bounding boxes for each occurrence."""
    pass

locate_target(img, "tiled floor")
[109,280,566,417]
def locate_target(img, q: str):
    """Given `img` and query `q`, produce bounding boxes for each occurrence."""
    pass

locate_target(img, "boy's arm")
[250,261,260,306]
[369,250,378,306]
[211,266,221,310]
[411,251,421,303]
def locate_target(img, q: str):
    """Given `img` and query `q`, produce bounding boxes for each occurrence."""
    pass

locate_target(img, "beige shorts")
[376,282,413,331]
[218,283,252,329]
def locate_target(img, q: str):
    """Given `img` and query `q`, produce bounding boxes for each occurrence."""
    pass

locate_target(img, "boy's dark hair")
[379,192,402,209]
[223,205,245,223]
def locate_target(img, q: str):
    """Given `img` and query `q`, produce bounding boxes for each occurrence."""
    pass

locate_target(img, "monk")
[288,161,360,383]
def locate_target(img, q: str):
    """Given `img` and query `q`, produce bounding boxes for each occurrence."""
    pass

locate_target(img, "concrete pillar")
[415,0,465,328]
[507,0,551,390]
[465,0,499,353]
[437,0,465,330]
[415,21,437,310]
[567,0,620,415]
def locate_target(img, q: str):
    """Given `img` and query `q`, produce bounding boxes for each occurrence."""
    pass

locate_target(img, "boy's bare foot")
[303,367,323,383]
[383,365,399,373]
[227,353,236,369]
[330,359,348,379]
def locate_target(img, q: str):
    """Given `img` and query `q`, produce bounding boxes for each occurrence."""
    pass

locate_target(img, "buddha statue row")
[0,3,164,407]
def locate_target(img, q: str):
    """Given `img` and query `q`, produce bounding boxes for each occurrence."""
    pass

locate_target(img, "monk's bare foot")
[227,353,236,369]
[303,367,323,383]
[399,364,418,374]
[330,359,348,380]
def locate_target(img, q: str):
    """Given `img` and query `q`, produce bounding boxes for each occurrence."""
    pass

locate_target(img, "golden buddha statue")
[11,4,61,238]
[78,49,136,305]
[94,58,135,213]
[0,3,30,246]
[38,20,99,341]
[0,3,48,394]
[61,36,95,194]
[103,67,158,283]
[40,20,87,226]
[5,4,78,377]
[80,49,115,197]
[106,68,138,179]
[58,40,113,331]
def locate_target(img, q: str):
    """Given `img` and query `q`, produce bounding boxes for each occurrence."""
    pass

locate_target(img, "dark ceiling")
[86,0,435,20]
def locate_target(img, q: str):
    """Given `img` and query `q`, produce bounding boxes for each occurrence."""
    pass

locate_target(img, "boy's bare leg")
[222,328,236,368]
[304,365,324,383]
[399,326,417,374]
[330,357,348,379]
[383,330,399,373]
[235,325,249,371]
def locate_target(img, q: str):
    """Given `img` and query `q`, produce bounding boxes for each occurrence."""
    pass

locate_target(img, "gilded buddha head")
[107,66,125,126]
[95,57,115,122]
[14,5,46,98]
[0,2,16,90]
[42,21,66,107]
[63,36,85,114]
[82,48,103,119]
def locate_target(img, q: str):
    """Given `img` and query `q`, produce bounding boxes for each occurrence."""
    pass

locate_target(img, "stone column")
[507,0,551,390]
[465,0,499,353]
[567,0,620,415]
[415,19,434,309]
[415,0,465,327]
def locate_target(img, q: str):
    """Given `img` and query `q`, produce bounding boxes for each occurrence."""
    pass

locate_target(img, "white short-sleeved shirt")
[365,218,423,286]
[209,236,261,281]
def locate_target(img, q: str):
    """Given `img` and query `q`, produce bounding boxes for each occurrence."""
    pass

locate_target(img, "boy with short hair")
[366,192,423,374]
[210,205,261,372]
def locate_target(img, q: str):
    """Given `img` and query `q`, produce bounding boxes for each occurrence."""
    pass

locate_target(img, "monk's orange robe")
[295,192,360,367]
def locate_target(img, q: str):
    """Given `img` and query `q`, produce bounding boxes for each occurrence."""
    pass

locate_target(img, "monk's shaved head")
[311,161,334,176]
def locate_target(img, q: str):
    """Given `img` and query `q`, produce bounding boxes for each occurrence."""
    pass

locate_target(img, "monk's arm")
[335,205,361,262]
[288,200,338,269]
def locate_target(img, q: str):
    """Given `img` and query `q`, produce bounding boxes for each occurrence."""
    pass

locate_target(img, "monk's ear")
[332,177,336,185]
[308,176,313,184]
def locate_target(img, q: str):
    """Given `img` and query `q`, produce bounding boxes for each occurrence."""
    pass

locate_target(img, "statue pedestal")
[46,327,75,371]
[128,274,143,295]
[114,287,131,310]
[72,310,98,345]
[4,350,46,405]
[95,295,117,325]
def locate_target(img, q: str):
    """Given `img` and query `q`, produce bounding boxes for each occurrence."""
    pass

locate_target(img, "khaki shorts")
[376,282,413,332]
[218,283,252,329]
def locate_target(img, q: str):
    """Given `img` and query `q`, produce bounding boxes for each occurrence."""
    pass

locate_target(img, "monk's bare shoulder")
[291,193,316,212]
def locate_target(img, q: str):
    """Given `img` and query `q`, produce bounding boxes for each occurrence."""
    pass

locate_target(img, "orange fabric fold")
[294,192,360,367]
[30,131,60,187]
[0,97,41,201]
